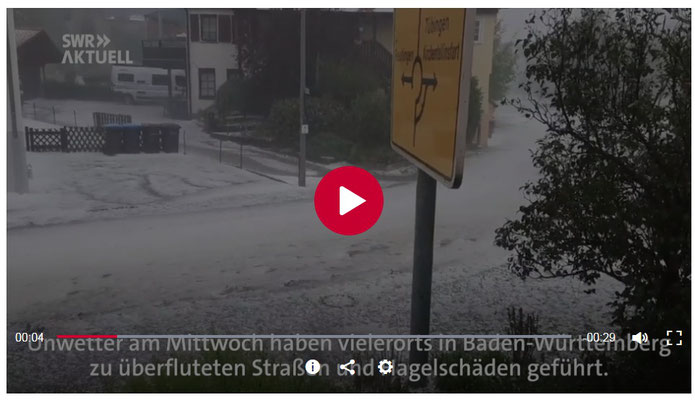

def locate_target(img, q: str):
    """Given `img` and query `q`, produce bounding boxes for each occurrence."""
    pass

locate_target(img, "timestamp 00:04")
[15,332,45,343]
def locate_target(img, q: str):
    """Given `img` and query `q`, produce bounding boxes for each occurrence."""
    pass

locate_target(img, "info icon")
[314,166,384,236]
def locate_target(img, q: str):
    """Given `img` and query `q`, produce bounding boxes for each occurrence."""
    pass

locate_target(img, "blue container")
[103,124,142,155]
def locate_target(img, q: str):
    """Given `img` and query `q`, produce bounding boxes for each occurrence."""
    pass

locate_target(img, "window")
[200,15,217,42]
[175,75,186,87]
[117,73,134,82]
[474,19,482,43]
[152,74,169,86]
[219,15,232,43]
[199,68,216,99]
[190,14,200,42]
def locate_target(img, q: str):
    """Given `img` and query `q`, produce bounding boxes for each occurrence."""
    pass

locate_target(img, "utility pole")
[298,9,306,187]
[157,10,163,39]
[7,8,29,193]
[159,10,173,116]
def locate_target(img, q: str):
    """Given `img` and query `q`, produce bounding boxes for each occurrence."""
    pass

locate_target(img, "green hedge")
[215,77,267,116]
[262,89,396,164]
[348,90,390,147]
[262,97,347,147]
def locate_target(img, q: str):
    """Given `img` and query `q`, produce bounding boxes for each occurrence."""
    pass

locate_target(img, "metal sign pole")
[391,8,475,376]
[298,9,307,187]
[409,168,437,365]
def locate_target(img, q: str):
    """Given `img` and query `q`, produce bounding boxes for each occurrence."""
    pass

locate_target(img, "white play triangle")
[339,186,366,215]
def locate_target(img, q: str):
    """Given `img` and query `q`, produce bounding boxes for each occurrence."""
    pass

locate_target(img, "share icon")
[339,359,356,376]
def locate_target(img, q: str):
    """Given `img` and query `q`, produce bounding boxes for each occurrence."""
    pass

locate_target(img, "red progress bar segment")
[56,335,118,339]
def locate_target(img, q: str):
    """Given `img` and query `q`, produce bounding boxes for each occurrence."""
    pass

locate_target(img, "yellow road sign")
[391,9,475,188]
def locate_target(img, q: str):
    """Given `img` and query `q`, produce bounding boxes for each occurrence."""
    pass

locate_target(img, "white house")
[186,9,240,115]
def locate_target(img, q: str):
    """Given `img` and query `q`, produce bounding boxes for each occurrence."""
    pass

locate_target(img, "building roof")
[15,29,42,47]
[14,29,62,66]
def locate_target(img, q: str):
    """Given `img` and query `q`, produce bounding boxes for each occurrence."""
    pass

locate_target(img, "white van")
[111,65,186,104]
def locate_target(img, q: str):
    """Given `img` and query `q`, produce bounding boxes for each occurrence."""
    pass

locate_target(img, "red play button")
[314,166,384,235]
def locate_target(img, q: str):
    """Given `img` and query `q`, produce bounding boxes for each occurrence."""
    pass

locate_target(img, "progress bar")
[57,334,573,339]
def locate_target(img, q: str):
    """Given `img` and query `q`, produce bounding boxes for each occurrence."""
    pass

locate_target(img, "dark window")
[152,74,169,86]
[117,73,134,82]
[201,15,217,42]
[199,68,216,99]
[190,14,199,42]
[219,15,231,43]
[474,19,482,42]
[175,76,186,87]
[226,69,241,81]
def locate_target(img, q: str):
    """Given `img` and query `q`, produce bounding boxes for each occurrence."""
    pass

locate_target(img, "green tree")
[316,60,382,107]
[495,8,690,337]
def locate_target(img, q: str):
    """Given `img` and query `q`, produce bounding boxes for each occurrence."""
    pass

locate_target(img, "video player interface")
[5,7,691,394]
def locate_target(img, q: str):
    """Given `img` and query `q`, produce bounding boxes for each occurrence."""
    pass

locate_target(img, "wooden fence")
[26,126,104,152]
[93,112,132,127]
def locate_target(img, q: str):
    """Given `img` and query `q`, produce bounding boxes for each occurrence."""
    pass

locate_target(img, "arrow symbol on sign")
[401,72,413,87]
[423,73,437,91]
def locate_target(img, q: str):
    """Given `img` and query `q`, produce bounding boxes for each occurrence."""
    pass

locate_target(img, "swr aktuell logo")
[61,34,132,64]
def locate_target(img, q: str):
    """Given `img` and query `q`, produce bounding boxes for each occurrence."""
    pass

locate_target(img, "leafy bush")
[496,8,690,350]
[263,88,399,164]
[347,89,390,147]
[263,97,347,148]
[262,98,298,146]
[215,77,265,116]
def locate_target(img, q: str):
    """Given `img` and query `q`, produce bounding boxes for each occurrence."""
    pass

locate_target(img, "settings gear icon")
[377,359,394,375]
